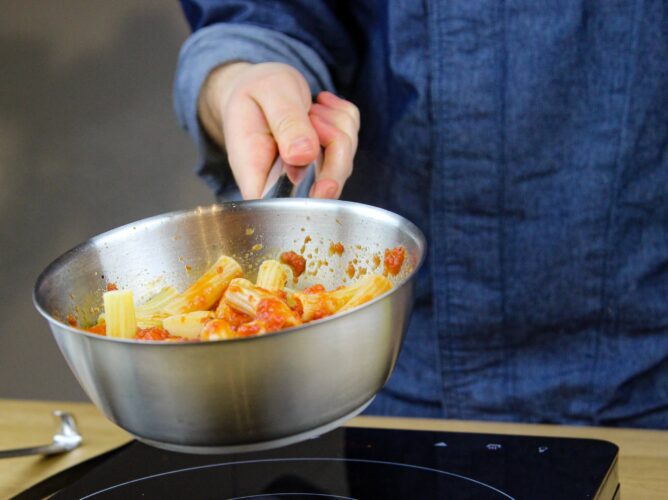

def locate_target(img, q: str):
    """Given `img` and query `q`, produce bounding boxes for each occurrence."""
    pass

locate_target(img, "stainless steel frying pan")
[33,162,426,454]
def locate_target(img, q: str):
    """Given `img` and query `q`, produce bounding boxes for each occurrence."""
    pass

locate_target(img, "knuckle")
[334,128,354,152]
[337,158,353,180]
[251,74,284,95]
[261,61,298,77]
[330,139,355,180]
[345,101,361,124]
[252,66,305,95]
[275,113,305,137]
[342,118,360,147]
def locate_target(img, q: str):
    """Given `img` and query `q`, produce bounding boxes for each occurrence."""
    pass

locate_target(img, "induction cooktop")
[16,427,619,499]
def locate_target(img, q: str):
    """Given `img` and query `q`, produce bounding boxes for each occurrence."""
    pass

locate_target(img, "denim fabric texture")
[176,0,668,428]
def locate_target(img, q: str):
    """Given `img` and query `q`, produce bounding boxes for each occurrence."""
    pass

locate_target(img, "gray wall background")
[0,1,212,401]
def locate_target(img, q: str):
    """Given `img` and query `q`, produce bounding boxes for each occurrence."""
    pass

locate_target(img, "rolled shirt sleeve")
[173,23,335,198]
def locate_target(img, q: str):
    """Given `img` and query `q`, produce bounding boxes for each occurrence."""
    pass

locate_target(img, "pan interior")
[35,200,425,329]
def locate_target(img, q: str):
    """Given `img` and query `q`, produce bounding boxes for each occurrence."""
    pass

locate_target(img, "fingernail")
[314,180,339,199]
[288,138,313,158]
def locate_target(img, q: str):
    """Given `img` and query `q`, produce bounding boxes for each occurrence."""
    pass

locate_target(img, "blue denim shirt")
[175,0,668,428]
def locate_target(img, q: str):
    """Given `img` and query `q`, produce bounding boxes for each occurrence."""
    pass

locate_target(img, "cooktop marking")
[80,457,516,499]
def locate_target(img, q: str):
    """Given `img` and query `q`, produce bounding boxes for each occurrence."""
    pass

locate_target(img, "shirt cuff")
[173,23,334,198]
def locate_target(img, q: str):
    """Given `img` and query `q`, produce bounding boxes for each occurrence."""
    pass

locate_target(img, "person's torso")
[342,0,668,428]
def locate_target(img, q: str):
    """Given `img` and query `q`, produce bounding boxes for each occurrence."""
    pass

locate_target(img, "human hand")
[198,62,359,199]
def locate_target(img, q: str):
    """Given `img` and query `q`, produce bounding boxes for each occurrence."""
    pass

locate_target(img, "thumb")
[248,74,319,167]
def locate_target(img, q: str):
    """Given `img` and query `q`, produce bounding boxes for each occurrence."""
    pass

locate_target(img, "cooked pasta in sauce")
[74,247,407,342]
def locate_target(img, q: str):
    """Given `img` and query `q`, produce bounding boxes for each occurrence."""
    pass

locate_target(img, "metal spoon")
[0,410,82,459]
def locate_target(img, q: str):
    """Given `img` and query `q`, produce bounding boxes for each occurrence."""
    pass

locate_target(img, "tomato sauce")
[85,324,106,336]
[303,284,325,294]
[136,327,173,341]
[201,319,233,340]
[312,296,335,321]
[384,246,406,276]
[218,302,253,327]
[329,242,344,256]
[290,298,304,317]
[280,251,306,277]
[237,322,263,337]
[256,298,293,332]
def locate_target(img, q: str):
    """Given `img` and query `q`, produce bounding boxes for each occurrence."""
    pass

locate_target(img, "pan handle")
[261,152,322,199]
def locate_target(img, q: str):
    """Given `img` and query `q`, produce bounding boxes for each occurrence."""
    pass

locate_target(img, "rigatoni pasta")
[255,259,291,291]
[163,255,242,315]
[222,278,272,317]
[103,290,137,339]
[162,311,215,339]
[338,275,393,312]
[294,274,393,321]
[78,247,405,342]
[135,286,178,316]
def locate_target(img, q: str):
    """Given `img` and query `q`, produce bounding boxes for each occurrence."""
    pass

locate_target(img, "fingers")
[222,94,277,199]
[221,65,320,199]
[200,62,359,200]
[308,92,360,199]
[316,91,361,130]
[247,70,319,167]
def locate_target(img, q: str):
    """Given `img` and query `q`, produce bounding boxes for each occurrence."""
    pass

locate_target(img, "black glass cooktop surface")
[19,427,619,500]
